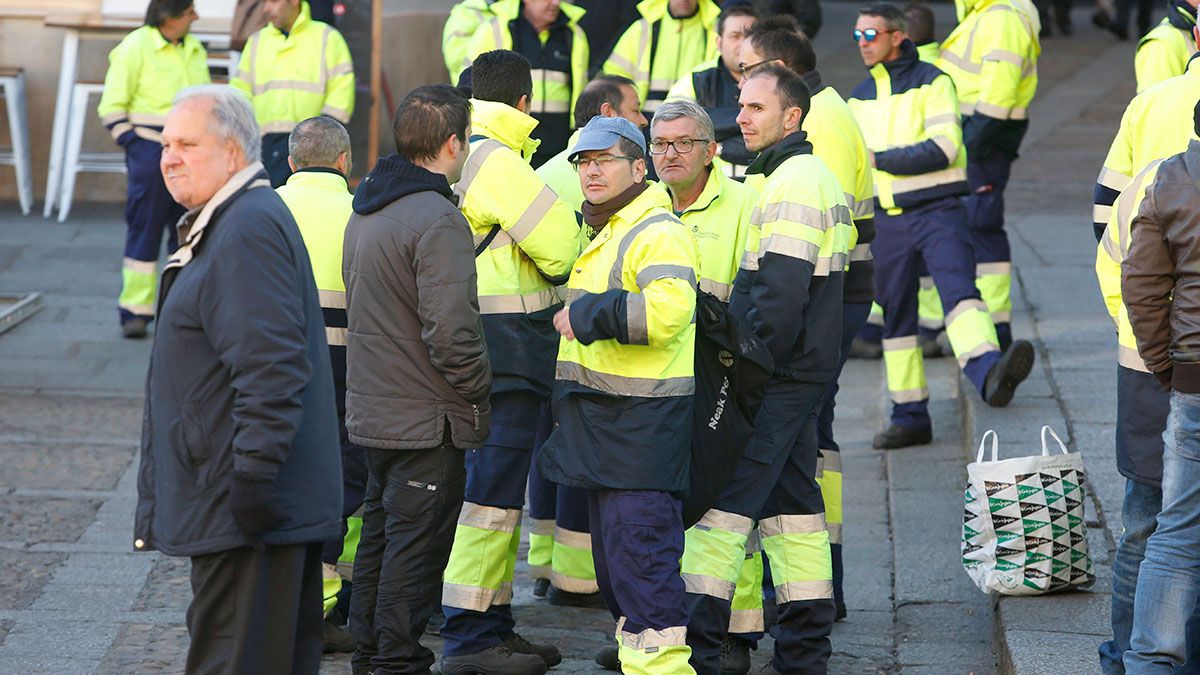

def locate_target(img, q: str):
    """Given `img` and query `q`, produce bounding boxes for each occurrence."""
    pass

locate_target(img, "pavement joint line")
[11,489,124,499]
[0,610,184,624]
[0,435,139,446]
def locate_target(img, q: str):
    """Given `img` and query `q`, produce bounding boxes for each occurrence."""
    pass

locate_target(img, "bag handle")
[976,429,998,463]
[1040,425,1069,456]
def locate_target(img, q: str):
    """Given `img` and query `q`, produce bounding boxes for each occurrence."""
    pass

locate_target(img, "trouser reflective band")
[119,258,158,318]
[552,525,598,593]
[867,301,884,327]
[681,509,754,601]
[917,276,945,331]
[442,503,521,611]
[759,514,834,603]
[816,450,843,546]
[976,262,1013,325]
[728,549,765,634]
[944,298,1001,369]
[883,336,929,405]
[322,562,341,617]
[616,618,695,675]
[528,517,554,580]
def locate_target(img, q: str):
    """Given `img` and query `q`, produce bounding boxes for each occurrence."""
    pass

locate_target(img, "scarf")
[581,181,648,229]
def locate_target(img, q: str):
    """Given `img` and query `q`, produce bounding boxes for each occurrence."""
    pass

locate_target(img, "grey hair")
[288,116,351,169]
[651,100,715,141]
[173,85,262,163]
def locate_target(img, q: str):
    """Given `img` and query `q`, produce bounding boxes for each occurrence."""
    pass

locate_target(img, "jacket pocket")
[178,404,216,490]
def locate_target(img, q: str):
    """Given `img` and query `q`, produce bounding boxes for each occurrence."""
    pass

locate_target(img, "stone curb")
[957,267,1115,675]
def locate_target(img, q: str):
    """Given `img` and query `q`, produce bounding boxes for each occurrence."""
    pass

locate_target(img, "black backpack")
[684,291,774,528]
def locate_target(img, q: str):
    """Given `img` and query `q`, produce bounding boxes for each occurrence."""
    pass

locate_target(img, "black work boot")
[983,339,1035,408]
[872,424,933,450]
[920,334,945,359]
[595,646,621,671]
[442,645,548,675]
[503,633,562,668]
[720,635,753,674]
[547,585,607,609]
[532,577,550,598]
[122,318,148,339]
[848,337,883,360]
[322,618,356,653]
[426,610,445,636]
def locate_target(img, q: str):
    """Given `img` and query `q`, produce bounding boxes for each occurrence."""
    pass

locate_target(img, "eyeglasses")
[648,138,710,155]
[852,28,894,42]
[738,58,775,76]
[570,154,638,172]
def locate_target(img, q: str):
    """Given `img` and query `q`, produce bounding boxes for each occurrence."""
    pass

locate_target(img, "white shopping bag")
[961,426,1095,595]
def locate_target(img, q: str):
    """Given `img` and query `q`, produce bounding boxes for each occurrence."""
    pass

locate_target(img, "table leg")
[43,29,79,218]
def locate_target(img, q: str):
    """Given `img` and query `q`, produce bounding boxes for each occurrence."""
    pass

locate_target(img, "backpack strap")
[475,224,502,257]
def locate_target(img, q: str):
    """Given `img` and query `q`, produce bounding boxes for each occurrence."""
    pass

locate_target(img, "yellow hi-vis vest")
[463,0,589,121]
[916,40,941,63]
[1096,160,1165,372]
[848,45,968,212]
[1135,11,1198,93]
[97,26,209,143]
[674,166,757,303]
[275,168,353,344]
[1092,57,1200,236]
[232,2,355,134]
[537,128,585,211]
[602,0,720,113]
[453,98,582,392]
[802,80,875,260]
[937,0,1040,120]
[444,0,497,82]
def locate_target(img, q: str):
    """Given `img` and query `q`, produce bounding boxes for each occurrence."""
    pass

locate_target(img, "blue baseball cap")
[567,116,647,162]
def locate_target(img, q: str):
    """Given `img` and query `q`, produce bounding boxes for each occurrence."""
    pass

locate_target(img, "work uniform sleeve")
[415,213,493,405]
[198,211,312,479]
[1121,182,1174,375]
[97,38,139,145]
[444,3,489,82]
[570,220,698,347]
[972,8,1031,121]
[474,149,581,283]
[463,18,504,74]
[1092,102,1136,241]
[1134,38,1184,93]
[1095,224,1123,328]
[873,74,962,176]
[602,20,650,101]
[231,41,254,97]
[322,28,355,123]
[666,71,697,102]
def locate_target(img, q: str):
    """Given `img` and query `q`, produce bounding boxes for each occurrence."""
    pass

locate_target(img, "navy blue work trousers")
[121,137,182,324]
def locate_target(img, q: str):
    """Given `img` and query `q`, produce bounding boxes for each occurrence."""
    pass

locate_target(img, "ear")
[633,157,647,182]
[517,94,531,114]
[704,139,718,165]
[598,101,615,117]
[784,106,803,131]
[336,151,351,176]
[287,156,298,172]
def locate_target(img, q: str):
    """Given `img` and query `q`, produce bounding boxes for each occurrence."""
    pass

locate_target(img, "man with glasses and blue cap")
[538,114,701,675]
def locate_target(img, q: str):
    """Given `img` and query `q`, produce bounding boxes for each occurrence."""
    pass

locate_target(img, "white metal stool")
[0,68,33,216]
[58,82,125,223]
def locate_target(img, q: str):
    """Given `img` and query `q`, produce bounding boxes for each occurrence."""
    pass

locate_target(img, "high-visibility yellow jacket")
[232,2,355,134]
[937,0,1040,121]
[538,182,699,492]
[465,0,589,163]
[1096,160,1163,373]
[98,25,209,143]
[675,166,758,303]
[537,128,586,210]
[602,0,720,113]
[848,40,969,211]
[915,39,941,64]
[732,131,852,382]
[1134,3,1197,93]
[276,168,354,414]
[795,71,875,305]
[454,98,582,395]
[444,0,498,81]
[1091,57,1200,240]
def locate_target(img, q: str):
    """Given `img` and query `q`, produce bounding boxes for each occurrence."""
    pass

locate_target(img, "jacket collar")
[284,167,350,192]
[269,0,313,41]
[636,0,720,28]
[471,98,541,159]
[676,166,724,214]
[799,69,827,96]
[875,39,919,76]
[167,162,271,272]
[492,0,585,27]
[746,130,813,177]
[147,25,200,52]
[610,181,674,231]
[1169,0,1197,30]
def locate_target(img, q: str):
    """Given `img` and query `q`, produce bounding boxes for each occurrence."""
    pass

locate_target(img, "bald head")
[288,116,352,174]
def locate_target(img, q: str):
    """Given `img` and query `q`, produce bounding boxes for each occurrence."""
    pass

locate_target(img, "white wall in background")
[100,0,234,19]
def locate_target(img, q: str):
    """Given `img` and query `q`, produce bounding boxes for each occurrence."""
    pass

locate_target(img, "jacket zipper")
[472,404,480,430]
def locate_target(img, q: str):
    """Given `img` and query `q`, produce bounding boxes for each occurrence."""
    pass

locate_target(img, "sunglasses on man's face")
[853,28,893,43]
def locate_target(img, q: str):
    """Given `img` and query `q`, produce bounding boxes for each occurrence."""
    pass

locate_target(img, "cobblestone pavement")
[0,2,1135,672]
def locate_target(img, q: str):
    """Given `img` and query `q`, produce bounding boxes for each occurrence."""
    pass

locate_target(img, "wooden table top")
[43,13,228,35]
